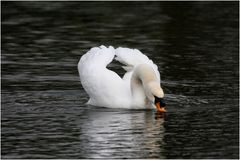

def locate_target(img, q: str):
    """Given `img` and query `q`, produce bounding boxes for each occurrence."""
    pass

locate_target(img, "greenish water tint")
[1,2,239,159]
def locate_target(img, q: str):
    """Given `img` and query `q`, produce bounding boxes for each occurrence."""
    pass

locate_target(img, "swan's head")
[145,81,166,112]
[131,64,166,111]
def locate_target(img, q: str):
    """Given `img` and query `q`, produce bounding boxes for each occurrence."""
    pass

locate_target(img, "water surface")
[1,2,239,159]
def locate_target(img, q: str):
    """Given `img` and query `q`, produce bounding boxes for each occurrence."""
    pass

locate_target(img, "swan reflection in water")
[76,108,166,158]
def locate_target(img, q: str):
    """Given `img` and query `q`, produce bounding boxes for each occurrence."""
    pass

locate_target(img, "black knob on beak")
[154,96,166,107]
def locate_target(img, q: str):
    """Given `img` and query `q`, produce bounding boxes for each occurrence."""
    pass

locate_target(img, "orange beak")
[155,102,166,113]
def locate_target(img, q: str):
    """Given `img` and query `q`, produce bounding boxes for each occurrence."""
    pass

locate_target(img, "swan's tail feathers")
[78,45,115,69]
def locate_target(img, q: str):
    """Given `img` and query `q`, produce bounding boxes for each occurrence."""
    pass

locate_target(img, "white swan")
[78,45,166,112]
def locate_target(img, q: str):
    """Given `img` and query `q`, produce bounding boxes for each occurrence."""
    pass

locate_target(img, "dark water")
[1,2,239,159]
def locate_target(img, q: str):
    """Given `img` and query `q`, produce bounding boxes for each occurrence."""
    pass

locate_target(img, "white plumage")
[78,45,164,110]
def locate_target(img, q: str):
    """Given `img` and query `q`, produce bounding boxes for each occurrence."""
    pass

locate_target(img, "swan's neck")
[131,64,159,107]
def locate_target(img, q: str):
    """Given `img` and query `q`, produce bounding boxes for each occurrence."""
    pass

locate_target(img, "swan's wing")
[78,45,131,108]
[115,47,160,81]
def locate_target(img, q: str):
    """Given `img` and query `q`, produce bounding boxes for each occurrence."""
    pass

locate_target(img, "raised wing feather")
[78,45,131,108]
[115,47,160,81]
[79,45,115,68]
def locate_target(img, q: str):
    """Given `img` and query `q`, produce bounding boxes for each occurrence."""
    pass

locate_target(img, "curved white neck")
[130,64,160,107]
